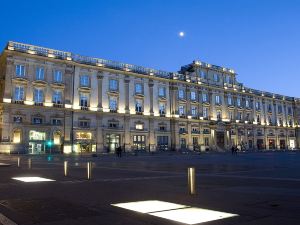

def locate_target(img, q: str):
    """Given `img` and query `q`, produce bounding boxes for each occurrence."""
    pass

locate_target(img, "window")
[213,74,219,82]
[227,96,232,105]
[133,135,146,150]
[178,89,185,99]
[268,104,272,112]
[14,86,24,101]
[204,137,209,146]
[79,120,90,128]
[52,119,62,126]
[54,70,63,83]
[158,87,166,97]
[202,93,208,102]
[109,79,118,91]
[203,107,209,118]
[200,71,207,79]
[255,101,260,110]
[80,93,89,107]
[237,112,242,120]
[29,131,46,141]
[135,123,144,130]
[191,106,197,116]
[278,105,283,114]
[109,96,118,111]
[229,111,233,121]
[53,131,61,145]
[33,117,43,124]
[13,116,22,123]
[36,67,44,80]
[13,129,21,143]
[135,83,143,94]
[135,99,143,112]
[288,107,292,115]
[225,75,232,84]
[215,95,221,105]
[157,136,168,148]
[190,91,196,101]
[179,105,185,116]
[109,121,119,128]
[52,90,62,104]
[237,98,241,107]
[268,116,272,125]
[159,125,166,131]
[159,102,166,115]
[16,65,25,77]
[245,99,250,108]
[217,110,222,120]
[80,75,90,87]
[257,114,260,123]
[246,113,250,121]
[34,89,44,103]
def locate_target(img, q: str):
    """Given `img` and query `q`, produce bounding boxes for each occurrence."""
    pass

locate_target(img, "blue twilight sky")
[0,0,299,97]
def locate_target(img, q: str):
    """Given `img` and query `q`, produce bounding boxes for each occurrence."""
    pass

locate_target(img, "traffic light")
[47,140,53,147]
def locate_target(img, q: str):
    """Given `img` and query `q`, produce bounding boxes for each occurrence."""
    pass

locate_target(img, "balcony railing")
[13,100,24,104]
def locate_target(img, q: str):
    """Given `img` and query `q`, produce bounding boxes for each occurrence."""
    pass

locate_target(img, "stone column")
[96,114,104,152]
[149,118,155,151]
[97,72,103,111]
[124,76,130,113]
[148,79,154,116]
[124,114,131,151]
[187,121,193,150]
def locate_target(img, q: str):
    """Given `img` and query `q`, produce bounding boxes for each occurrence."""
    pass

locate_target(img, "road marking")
[0,213,18,225]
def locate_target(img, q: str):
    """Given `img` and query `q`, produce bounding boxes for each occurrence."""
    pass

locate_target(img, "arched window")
[53,131,61,145]
[13,129,21,143]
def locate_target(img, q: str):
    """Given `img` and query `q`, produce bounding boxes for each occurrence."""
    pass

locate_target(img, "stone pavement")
[0,151,299,225]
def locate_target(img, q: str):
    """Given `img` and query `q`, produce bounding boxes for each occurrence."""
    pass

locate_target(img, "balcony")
[191,130,200,134]
[80,106,89,111]
[179,115,186,119]
[135,111,143,115]
[53,103,63,108]
[13,100,24,104]
[110,109,118,113]
[34,102,43,106]
[179,129,187,134]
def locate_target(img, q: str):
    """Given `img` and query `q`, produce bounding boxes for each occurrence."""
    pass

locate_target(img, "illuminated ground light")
[112,200,238,225]
[12,177,55,182]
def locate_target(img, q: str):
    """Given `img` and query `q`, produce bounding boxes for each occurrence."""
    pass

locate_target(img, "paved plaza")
[0,151,300,225]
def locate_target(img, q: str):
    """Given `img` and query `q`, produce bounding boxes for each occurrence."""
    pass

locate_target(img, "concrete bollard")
[188,167,196,195]
[17,157,21,168]
[28,158,32,169]
[64,161,68,177]
[87,162,92,180]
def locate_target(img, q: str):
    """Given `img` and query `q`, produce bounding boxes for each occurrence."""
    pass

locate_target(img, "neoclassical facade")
[0,41,299,154]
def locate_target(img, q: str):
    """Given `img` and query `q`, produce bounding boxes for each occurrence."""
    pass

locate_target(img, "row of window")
[16,65,63,83]
[198,71,234,84]
[13,116,63,125]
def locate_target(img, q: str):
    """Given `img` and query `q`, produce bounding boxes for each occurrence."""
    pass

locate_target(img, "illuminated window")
[36,67,44,80]
[16,64,25,77]
[135,123,144,130]
[203,107,209,119]
[53,131,61,145]
[80,92,89,107]
[135,99,143,112]
[202,93,208,102]
[215,95,221,105]
[191,106,197,116]
[245,99,250,108]
[29,130,46,140]
[179,105,185,116]
[13,129,21,143]
[76,132,92,140]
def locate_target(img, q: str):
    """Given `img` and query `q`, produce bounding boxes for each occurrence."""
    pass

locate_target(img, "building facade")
[0,41,299,154]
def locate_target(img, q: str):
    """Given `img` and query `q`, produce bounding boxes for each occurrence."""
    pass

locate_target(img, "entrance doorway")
[269,139,275,149]
[106,134,120,153]
[180,138,187,150]
[257,139,264,149]
[133,135,146,150]
[29,142,45,154]
[280,140,286,149]
[216,131,225,149]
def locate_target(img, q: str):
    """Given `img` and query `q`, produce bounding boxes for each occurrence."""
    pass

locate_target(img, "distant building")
[0,41,299,154]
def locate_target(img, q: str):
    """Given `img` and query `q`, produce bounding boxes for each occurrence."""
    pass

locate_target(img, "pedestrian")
[231,146,235,155]
[118,146,122,158]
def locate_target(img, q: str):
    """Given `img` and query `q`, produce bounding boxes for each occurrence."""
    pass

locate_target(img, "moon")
[179,31,185,37]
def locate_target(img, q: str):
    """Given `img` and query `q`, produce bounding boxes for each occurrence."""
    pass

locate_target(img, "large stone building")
[0,41,299,154]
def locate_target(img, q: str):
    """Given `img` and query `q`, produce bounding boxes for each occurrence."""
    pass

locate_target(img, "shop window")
[13,129,21,143]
